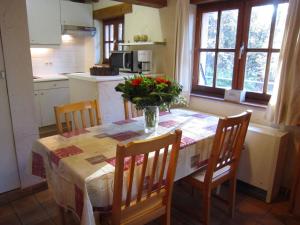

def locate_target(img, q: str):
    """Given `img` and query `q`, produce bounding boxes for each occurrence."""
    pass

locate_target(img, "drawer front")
[34,80,69,90]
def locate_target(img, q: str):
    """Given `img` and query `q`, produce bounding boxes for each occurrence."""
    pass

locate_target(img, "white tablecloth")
[30,108,219,225]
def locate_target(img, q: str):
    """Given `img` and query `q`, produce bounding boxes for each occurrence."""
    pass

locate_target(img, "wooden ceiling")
[93,3,133,20]
[190,0,231,4]
[112,0,167,8]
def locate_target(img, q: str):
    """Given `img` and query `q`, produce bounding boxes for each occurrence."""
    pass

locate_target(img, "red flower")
[131,77,143,86]
[155,77,171,85]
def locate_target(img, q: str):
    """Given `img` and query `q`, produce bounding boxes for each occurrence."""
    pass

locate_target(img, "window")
[103,17,124,63]
[192,0,289,104]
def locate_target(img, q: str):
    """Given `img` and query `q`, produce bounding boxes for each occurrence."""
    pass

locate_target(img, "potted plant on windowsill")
[115,75,183,133]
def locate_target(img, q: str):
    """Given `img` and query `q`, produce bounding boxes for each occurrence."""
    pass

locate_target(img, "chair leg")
[229,178,237,218]
[59,206,66,225]
[202,191,211,225]
[162,206,171,225]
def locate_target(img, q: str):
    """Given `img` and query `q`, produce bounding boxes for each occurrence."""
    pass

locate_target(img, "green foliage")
[115,75,183,111]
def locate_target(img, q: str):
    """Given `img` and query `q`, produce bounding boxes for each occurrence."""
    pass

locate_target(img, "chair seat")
[192,165,231,183]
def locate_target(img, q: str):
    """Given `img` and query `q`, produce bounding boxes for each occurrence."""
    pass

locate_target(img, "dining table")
[29,108,219,225]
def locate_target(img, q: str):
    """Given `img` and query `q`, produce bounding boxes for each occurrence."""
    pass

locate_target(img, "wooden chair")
[183,111,252,225]
[54,99,101,134]
[111,129,182,225]
[124,100,142,120]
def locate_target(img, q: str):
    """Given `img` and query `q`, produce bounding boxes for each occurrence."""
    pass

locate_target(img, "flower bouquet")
[115,75,183,133]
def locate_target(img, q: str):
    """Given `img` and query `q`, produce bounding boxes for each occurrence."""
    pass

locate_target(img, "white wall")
[124,5,164,43]
[189,96,271,126]
[31,35,95,76]
[0,0,41,188]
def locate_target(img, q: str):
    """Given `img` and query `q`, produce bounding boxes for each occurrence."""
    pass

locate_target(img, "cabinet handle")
[40,92,44,96]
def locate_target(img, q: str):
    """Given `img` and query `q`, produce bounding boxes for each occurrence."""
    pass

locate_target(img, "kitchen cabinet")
[34,80,69,127]
[34,90,42,127]
[26,0,61,45]
[61,1,93,27]
[68,77,124,124]
[67,73,163,124]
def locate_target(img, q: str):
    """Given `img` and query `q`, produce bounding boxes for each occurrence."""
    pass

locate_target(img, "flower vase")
[143,106,159,133]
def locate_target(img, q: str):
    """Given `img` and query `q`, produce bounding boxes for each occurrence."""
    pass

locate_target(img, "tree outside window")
[193,0,289,104]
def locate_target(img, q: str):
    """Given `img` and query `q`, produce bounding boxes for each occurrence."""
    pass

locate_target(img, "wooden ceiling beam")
[93,3,133,21]
[113,0,167,8]
[190,0,231,4]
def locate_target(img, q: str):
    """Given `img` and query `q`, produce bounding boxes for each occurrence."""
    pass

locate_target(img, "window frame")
[192,0,289,104]
[102,17,124,64]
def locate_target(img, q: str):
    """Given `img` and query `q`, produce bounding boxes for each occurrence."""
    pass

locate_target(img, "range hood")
[62,25,96,36]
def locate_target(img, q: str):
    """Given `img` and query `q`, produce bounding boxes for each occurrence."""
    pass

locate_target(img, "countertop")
[33,74,68,82]
[66,72,164,83]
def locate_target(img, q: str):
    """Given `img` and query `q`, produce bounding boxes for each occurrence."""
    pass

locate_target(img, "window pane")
[248,5,274,49]
[267,53,280,94]
[244,52,267,93]
[110,25,114,41]
[118,23,123,41]
[219,10,238,49]
[273,3,288,49]
[105,25,109,41]
[105,43,109,59]
[199,52,215,87]
[201,12,218,49]
[110,43,114,52]
[216,52,234,89]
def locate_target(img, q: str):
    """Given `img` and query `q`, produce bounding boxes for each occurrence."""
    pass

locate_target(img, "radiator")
[238,123,289,203]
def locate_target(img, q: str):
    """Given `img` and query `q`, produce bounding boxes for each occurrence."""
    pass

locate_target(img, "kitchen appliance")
[110,50,152,73]
[90,66,119,76]
[62,25,96,36]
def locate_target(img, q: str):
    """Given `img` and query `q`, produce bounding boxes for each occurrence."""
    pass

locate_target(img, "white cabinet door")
[34,90,42,127]
[26,0,61,45]
[0,37,20,193]
[39,88,69,126]
[61,1,93,27]
[98,81,125,123]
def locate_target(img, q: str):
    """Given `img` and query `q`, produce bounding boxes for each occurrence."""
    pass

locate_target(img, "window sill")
[190,93,268,109]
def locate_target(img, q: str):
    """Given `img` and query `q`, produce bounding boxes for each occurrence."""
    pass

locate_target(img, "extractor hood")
[62,25,96,36]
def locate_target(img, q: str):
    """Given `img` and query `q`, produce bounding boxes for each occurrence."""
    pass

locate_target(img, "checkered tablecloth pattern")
[30,108,219,225]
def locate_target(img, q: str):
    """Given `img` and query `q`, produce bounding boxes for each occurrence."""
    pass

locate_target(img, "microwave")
[110,50,152,73]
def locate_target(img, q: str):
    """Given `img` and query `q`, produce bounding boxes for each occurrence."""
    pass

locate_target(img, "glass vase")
[143,106,159,133]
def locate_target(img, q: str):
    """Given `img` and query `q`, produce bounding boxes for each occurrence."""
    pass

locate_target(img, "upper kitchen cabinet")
[61,1,93,27]
[26,0,61,45]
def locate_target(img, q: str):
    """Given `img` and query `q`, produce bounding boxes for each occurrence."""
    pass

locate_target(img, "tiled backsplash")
[30,35,95,76]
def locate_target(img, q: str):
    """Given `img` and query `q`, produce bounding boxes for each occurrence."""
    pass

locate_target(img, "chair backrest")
[124,100,142,120]
[54,100,101,134]
[204,111,252,184]
[112,129,182,224]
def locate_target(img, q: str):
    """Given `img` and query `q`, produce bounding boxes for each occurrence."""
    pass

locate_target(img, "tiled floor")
[0,183,299,225]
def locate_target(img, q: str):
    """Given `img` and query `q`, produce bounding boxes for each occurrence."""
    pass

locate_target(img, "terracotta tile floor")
[0,183,299,225]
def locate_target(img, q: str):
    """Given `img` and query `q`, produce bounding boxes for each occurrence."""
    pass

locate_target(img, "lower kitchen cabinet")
[34,80,70,127]
[68,77,125,124]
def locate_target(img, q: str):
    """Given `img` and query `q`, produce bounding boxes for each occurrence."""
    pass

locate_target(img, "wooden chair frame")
[184,111,252,225]
[54,99,101,134]
[111,129,182,225]
[124,100,143,120]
